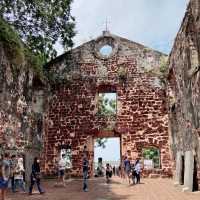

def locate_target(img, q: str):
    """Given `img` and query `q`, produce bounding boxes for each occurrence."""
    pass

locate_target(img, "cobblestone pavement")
[8,177,200,200]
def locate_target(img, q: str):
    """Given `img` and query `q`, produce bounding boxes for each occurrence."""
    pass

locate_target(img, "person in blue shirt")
[0,153,10,200]
[124,157,131,183]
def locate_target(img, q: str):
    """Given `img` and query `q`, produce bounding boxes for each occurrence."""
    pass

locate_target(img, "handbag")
[35,172,41,179]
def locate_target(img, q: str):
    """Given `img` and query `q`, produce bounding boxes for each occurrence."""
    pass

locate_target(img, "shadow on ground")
[7,177,200,200]
[8,177,136,200]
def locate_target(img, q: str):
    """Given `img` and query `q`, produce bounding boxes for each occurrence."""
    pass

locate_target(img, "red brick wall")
[44,34,172,177]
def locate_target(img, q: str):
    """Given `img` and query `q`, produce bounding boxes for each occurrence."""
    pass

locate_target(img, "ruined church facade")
[44,31,172,177]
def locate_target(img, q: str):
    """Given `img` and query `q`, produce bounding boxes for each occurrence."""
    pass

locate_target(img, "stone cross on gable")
[104,18,111,32]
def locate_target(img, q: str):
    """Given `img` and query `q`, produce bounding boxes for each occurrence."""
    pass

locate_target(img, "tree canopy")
[98,93,117,116]
[0,0,76,63]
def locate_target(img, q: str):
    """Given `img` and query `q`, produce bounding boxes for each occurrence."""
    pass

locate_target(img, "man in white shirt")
[57,154,66,186]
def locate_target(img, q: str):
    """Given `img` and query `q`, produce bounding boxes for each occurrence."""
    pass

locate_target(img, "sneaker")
[40,191,45,195]
[84,188,88,192]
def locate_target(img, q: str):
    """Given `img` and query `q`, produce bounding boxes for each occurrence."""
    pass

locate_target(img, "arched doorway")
[181,155,185,185]
[193,156,199,191]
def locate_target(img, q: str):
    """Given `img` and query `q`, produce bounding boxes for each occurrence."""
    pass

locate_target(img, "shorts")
[0,178,8,189]
[106,171,112,178]
[125,167,131,175]
[58,169,65,177]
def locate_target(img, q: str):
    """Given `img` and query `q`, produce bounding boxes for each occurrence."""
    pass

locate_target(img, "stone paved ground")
[8,177,200,200]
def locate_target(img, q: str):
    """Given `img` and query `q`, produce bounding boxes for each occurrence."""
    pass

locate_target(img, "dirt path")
[8,177,200,200]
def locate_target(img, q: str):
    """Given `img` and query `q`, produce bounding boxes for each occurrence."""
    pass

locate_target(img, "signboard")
[144,159,154,169]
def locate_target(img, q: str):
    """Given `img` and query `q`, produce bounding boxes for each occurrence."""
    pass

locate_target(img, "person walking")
[112,166,116,176]
[29,157,44,195]
[10,155,17,193]
[130,162,136,184]
[118,165,121,177]
[82,154,89,192]
[105,163,112,184]
[0,153,10,200]
[14,156,25,193]
[124,157,131,183]
[134,159,141,184]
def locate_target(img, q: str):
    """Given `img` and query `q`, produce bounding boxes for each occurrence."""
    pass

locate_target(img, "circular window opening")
[99,45,113,57]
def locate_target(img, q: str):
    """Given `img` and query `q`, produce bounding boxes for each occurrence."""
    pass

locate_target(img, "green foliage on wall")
[0,17,24,65]
[159,55,168,74]
[0,0,75,62]
[98,93,117,116]
[143,148,160,168]
[95,138,108,149]
[0,17,44,80]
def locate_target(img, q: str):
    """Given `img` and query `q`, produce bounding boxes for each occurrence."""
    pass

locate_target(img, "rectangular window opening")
[98,92,117,117]
[142,148,160,169]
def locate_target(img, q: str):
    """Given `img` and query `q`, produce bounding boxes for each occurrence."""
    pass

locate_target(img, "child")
[105,163,112,183]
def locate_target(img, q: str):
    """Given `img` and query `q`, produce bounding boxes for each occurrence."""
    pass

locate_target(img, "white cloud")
[71,0,189,54]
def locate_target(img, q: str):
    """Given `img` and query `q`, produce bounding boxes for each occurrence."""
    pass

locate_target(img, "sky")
[94,138,120,163]
[70,0,189,161]
[71,0,189,54]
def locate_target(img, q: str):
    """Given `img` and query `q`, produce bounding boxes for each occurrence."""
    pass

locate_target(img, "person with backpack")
[29,157,44,195]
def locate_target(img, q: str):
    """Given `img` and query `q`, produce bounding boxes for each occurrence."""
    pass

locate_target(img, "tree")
[0,0,76,63]
[98,94,117,116]
[95,138,107,149]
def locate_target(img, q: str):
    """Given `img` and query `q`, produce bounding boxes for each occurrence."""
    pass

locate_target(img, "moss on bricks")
[0,17,44,81]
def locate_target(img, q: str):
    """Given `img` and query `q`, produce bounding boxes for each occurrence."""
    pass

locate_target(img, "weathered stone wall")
[0,25,45,180]
[168,0,200,191]
[44,32,171,177]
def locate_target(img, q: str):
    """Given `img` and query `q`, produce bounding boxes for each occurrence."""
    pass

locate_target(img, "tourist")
[124,157,131,183]
[130,162,136,184]
[112,166,116,176]
[134,159,141,184]
[118,165,121,177]
[29,157,44,195]
[82,153,89,192]
[0,153,10,200]
[57,154,66,186]
[10,154,17,193]
[105,163,112,183]
[14,155,25,193]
